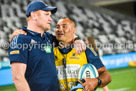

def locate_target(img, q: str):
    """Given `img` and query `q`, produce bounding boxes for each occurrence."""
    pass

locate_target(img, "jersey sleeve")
[85,47,104,69]
[8,35,29,64]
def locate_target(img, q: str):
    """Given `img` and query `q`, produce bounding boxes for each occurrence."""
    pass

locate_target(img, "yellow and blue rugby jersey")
[9,27,59,91]
[53,47,104,91]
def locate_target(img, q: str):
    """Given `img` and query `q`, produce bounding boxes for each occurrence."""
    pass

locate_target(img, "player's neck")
[27,24,44,36]
[61,38,74,47]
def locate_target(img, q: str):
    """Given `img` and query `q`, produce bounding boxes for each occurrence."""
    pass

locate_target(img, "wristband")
[97,78,102,87]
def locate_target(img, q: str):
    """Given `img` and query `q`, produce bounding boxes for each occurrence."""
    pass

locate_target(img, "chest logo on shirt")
[73,53,76,56]
[44,46,51,53]
[69,53,79,59]
[30,39,37,44]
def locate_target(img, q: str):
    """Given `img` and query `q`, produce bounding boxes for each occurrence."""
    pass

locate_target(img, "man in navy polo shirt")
[9,1,85,91]
[8,1,59,91]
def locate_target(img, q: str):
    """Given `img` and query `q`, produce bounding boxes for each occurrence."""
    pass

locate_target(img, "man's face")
[55,19,76,43]
[36,10,52,31]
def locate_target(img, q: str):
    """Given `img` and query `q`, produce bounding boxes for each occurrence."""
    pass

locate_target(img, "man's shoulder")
[45,32,53,38]
[12,34,31,44]
[85,47,98,57]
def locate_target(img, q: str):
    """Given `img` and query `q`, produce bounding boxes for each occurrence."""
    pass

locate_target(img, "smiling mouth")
[58,33,64,37]
[47,22,51,24]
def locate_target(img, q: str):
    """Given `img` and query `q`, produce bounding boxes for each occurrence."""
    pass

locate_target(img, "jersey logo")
[44,46,51,53]
[69,57,80,59]
[10,50,19,55]
[56,64,80,79]
[30,39,37,44]
[10,35,19,48]
[72,53,76,56]
[70,53,79,59]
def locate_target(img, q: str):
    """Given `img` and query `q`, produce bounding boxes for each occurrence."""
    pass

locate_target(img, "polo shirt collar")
[21,27,43,36]
[59,45,73,54]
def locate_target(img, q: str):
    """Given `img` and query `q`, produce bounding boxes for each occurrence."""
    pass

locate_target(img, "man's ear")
[30,12,37,20]
[73,28,77,34]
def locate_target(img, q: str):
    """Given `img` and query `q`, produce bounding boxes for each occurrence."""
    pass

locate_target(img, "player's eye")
[56,25,59,28]
[44,12,50,16]
[44,14,49,16]
[63,25,67,28]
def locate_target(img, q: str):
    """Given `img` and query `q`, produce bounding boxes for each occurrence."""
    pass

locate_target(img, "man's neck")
[27,23,45,36]
[59,38,74,48]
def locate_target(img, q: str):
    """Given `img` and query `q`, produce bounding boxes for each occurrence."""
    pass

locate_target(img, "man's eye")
[63,25,66,28]
[44,14,49,16]
[56,26,59,28]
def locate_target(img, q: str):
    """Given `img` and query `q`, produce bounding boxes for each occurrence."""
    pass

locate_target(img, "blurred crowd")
[0,0,136,61]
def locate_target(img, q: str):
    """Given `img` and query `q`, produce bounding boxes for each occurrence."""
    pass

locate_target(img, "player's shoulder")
[85,47,98,57]
[45,31,52,35]
[45,32,55,42]
[12,34,31,44]
[44,31,52,36]
[45,32,53,38]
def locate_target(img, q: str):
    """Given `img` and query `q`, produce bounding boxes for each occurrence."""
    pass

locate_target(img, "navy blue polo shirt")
[8,27,59,91]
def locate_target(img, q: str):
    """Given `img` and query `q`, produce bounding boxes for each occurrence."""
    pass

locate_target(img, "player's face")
[36,10,52,31]
[55,19,76,43]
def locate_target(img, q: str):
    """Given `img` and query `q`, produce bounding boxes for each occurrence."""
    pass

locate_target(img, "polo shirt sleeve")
[85,47,104,69]
[46,32,59,47]
[8,35,29,64]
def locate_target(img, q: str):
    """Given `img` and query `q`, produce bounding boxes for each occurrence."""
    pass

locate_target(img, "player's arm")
[49,33,86,54]
[10,29,27,42]
[81,48,111,91]
[73,36,86,55]
[10,29,86,54]
[9,35,30,91]
[81,67,111,91]
[11,62,30,91]
[97,67,111,87]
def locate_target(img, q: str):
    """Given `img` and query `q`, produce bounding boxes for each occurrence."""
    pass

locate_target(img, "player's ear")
[31,12,37,20]
[73,28,77,34]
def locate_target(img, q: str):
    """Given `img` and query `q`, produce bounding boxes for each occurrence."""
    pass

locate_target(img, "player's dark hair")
[60,17,76,27]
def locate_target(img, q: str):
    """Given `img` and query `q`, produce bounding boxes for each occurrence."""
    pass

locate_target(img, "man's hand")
[74,40,86,55]
[80,78,98,91]
[10,29,27,41]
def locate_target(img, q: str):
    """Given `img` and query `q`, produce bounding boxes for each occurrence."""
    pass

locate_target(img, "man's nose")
[58,26,63,32]
[49,16,52,22]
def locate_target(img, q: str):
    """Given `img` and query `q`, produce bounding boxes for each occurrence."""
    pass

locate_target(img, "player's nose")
[58,26,63,32]
[48,16,52,22]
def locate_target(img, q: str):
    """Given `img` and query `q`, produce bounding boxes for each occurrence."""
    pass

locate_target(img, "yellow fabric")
[54,47,88,91]
[76,89,83,91]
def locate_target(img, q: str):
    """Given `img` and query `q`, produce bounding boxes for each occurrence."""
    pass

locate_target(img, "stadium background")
[0,0,136,91]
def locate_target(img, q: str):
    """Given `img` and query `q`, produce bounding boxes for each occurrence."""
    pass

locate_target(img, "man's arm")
[11,62,30,91]
[10,29,86,54]
[97,67,111,87]
[10,29,27,42]
[73,39,86,55]
[81,67,111,91]
[80,48,111,91]
[48,33,86,55]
